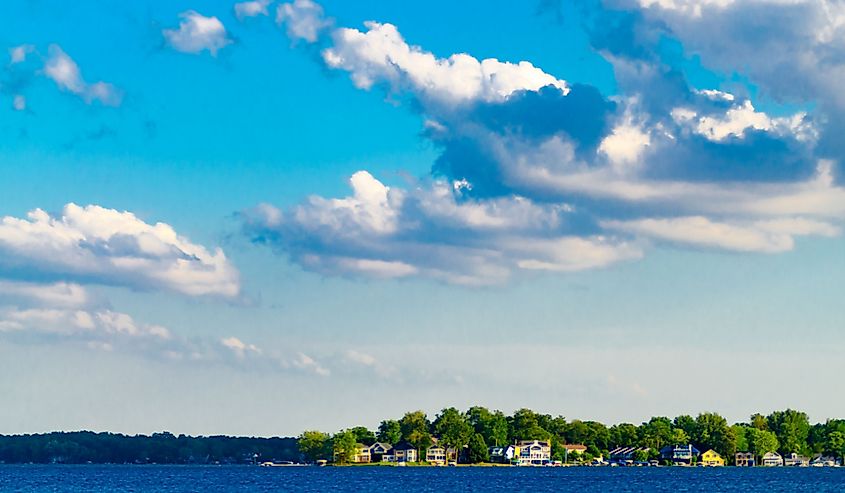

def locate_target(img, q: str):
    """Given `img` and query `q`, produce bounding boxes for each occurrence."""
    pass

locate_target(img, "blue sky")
[1,0,845,436]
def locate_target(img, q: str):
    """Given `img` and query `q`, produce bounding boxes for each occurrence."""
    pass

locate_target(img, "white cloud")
[249,1,845,283]
[244,171,640,285]
[276,0,331,42]
[603,215,839,253]
[43,45,122,106]
[0,203,240,298]
[220,336,262,358]
[289,352,330,376]
[12,95,26,111]
[322,21,569,106]
[0,306,171,342]
[164,11,232,56]
[671,100,815,142]
[235,0,272,20]
[8,44,34,65]
[0,281,92,309]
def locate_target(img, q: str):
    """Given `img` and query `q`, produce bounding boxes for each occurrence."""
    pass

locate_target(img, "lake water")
[0,465,843,492]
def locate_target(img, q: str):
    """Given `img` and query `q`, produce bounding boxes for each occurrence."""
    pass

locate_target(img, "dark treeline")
[0,432,298,464]
[303,407,845,465]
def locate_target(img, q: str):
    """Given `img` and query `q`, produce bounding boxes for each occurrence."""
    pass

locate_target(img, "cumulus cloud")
[164,11,232,56]
[276,0,331,42]
[42,45,122,106]
[0,203,240,298]
[243,171,641,285]
[322,21,569,106]
[244,1,845,284]
[235,0,272,20]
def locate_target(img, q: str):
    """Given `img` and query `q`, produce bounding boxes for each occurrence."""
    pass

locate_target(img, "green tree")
[671,428,689,445]
[640,417,674,450]
[332,430,357,464]
[509,408,550,442]
[732,425,749,452]
[466,433,489,463]
[747,428,779,462]
[750,413,768,431]
[609,423,639,448]
[433,408,473,463]
[349,426,376,446]
[694,412,736,458]
[467,407,509,446]
[767,409,810,454]
[298,431,330,463]
[825,431,845,458]
[400,411,432,459]
[673,415,697,440]
[377,420,402,445]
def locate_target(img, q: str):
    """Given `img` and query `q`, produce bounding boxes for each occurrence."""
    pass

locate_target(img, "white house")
[516,440,551,466]
[784,453,810,467]
[762,451,783,467]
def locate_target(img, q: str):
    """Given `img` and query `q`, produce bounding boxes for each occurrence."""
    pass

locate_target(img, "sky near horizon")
[1,0,845,437]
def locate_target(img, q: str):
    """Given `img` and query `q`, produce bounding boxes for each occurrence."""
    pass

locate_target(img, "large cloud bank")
[244,0,845,285]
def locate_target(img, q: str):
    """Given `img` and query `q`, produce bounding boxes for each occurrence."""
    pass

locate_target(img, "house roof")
[392,441,416,451]
[369,442,392,452]
[564,444,587,451]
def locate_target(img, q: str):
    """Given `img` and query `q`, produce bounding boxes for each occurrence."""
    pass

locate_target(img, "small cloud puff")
[276,0,332,43]
[164,11,232,56]
[235,0,272,20]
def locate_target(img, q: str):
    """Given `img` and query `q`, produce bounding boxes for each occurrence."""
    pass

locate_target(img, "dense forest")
[302,407,845,465]
[0,432,298,464]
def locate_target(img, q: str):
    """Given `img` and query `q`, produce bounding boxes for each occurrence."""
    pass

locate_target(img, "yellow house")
[701,449,725,466]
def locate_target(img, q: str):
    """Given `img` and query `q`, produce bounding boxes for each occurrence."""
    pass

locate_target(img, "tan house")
[352,444,371,463]
[735,452,755,467]
[425,439,457,465]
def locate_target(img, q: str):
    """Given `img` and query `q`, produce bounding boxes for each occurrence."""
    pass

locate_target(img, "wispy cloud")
[43,45,122,106]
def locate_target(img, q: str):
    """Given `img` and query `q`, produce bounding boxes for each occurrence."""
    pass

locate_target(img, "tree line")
[300,407,845,465]
[0,431,298,464]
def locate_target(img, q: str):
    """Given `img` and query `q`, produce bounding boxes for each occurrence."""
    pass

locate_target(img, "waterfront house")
[425,439,457,465]
[369,442,393,462]
[609,446,650,464]
[516,440,552,466]
[762,452,783,467]
[489,445,516,464]
[563,444,588,455]
[810,455,838,467]
[735,452,755,467]
[783,453,810,467]
[659,445,700,465]
[700,449,725,466]
[392,442,418,463]
[352,444,371,463]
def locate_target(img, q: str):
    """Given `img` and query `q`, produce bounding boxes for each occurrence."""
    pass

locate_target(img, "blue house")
[659,445,700,464]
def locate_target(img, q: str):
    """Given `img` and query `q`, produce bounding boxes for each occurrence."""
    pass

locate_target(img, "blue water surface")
[0,465,843,492]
